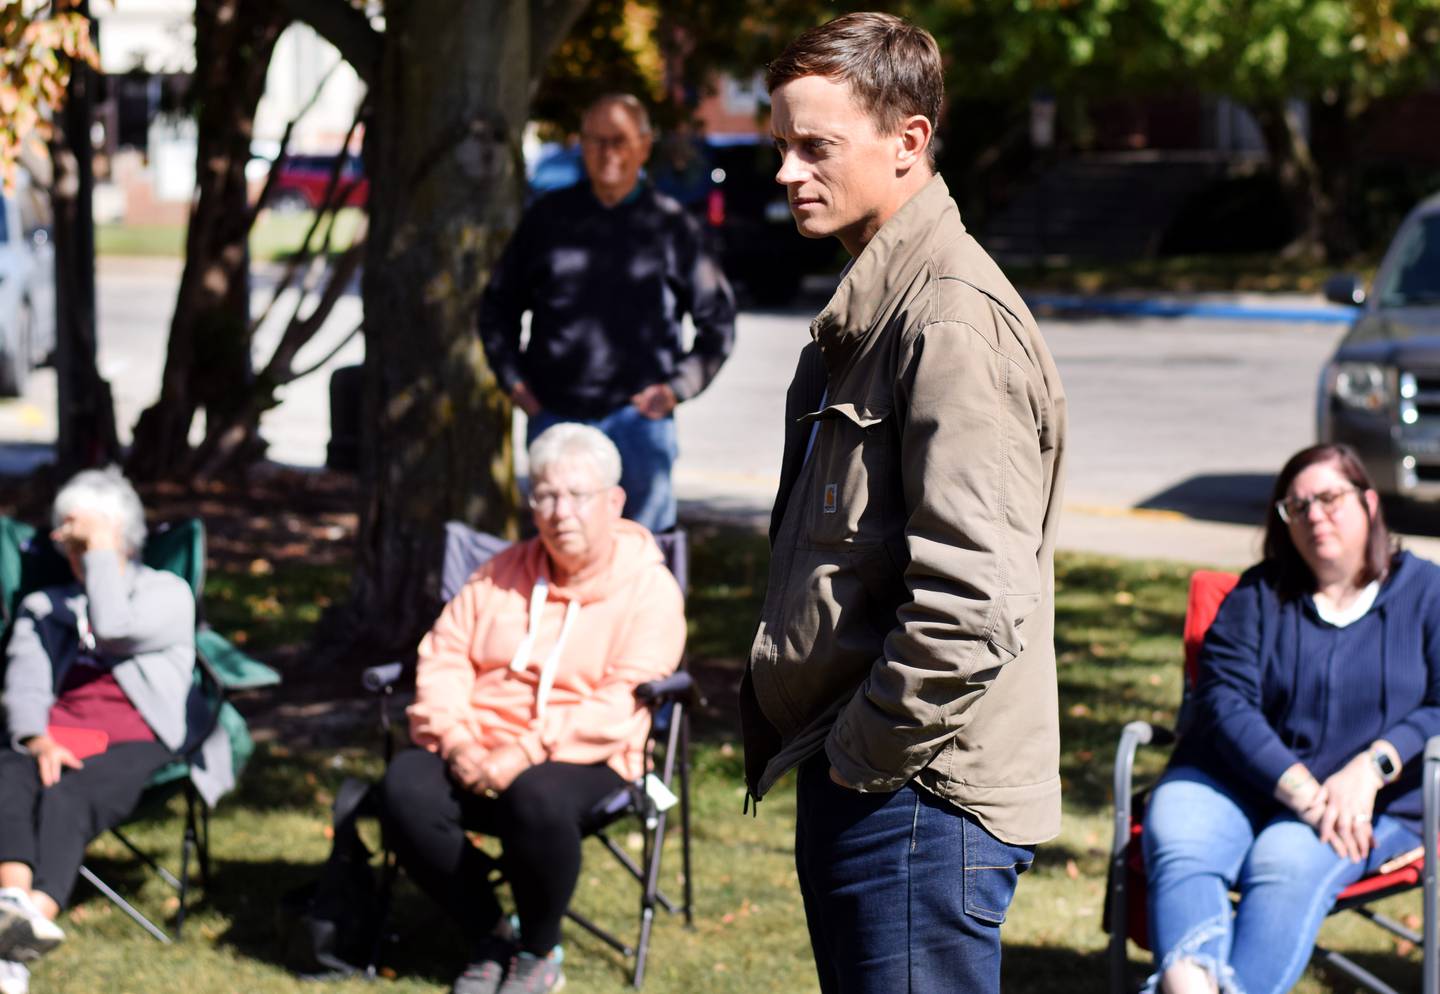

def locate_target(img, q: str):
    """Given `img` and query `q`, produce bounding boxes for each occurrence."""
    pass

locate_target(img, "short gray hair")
[52,467,147,558]
[584,93,653,137]
[529,423,622,489]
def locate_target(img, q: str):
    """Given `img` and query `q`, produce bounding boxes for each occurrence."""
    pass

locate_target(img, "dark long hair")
[1262,443,1395,600]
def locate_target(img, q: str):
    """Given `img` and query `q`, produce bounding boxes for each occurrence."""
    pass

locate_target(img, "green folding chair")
[0,516,281,941]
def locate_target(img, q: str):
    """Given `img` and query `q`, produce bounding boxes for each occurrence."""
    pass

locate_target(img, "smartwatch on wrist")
[1370,746,1400,785]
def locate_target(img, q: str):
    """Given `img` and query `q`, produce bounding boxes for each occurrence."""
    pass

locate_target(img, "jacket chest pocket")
[799,401,895,549]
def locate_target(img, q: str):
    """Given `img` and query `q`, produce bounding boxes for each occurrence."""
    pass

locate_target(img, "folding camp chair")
[1106,569,1440,994]
[0,516,281,942]
[361,521,699,988]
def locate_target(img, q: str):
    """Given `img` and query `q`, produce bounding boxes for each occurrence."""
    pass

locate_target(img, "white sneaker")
[0,959,28,994]
[0,889,63,963]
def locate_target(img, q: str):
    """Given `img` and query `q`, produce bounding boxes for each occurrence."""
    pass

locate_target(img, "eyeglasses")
[528,488,604,515]
[580,134,633,152]
[1276,486,1361,524]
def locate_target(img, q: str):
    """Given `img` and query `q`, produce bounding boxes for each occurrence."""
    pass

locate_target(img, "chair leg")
[678,707,695,928]
[365,849,400,978]
[77,866,172,944]
[177,798,198,939]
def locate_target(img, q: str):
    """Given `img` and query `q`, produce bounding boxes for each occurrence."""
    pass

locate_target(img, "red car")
[267,153,368,212]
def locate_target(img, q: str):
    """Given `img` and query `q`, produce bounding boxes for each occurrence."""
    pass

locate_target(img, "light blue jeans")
[1141,765,1421,994]
[527,405,678,534]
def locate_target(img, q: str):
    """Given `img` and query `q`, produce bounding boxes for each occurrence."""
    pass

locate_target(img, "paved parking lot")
[5,259,1438,566]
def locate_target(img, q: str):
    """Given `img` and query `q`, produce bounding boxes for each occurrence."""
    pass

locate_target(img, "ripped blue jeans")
[1142,765,1420,994]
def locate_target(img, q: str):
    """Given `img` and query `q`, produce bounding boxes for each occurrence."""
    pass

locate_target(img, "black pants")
[379,748,625,955]
[0,740,174,908]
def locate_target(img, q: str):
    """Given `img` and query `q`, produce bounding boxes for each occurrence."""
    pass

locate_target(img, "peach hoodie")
[407,520,686,782]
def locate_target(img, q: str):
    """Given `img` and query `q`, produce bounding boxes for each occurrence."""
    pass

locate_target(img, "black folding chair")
[361,521,699,987]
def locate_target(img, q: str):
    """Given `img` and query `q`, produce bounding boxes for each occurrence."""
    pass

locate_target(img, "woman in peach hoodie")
[380,423,685,994]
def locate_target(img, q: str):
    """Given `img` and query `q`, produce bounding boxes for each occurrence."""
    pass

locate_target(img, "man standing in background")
[478,93,736,534]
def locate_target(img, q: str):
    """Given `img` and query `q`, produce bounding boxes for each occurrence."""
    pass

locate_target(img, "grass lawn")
[23,530,1424,993]
[97,209,365,263]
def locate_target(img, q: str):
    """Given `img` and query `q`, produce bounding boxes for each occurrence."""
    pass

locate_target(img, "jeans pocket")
[961,815,1034,925]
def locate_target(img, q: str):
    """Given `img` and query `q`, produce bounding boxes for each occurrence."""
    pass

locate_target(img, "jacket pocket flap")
[797,402,889,428]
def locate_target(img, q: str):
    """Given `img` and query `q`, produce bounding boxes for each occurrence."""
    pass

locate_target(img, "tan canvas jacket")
[740,175,1067,844]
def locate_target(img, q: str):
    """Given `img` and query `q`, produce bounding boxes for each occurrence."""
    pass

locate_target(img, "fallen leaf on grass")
[1065,859,1080,880]
[1068,703,1092,718]
[249,558,274,576]
[1114,591,1134,605]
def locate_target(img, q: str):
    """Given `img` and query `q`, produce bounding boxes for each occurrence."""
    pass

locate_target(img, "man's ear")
[896,115,933,171]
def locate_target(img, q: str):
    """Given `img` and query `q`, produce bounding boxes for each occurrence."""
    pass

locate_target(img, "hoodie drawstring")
[509,577,580,720]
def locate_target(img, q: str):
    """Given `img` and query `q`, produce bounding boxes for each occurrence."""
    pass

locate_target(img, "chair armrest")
[363,661,405,693]
[1111,721,1175,861]
[635,671,703,707]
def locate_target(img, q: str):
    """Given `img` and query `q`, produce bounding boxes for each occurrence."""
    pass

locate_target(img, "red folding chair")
[1106,570,1440,994]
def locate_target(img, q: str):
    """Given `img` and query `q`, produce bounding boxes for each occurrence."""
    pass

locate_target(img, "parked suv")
[0,175,56,397]
[1317,191,1440,498]
[267,153,368,213]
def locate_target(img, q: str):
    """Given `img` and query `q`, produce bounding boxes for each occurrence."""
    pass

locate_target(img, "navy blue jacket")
[1173,551,1440,830]
[477,182,736,420]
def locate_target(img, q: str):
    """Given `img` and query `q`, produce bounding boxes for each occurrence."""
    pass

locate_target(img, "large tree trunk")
[51,1,120,477]
[338,0,586,656]
[1251,97,1334,263]
[126,0,289,482]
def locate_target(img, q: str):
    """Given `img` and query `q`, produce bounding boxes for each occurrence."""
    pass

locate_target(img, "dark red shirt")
[48,655,155,745]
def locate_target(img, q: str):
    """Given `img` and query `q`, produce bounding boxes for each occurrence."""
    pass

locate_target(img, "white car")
[0,176,56,397]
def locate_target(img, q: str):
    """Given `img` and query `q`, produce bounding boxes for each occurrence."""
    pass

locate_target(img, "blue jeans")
[1142,765,1421,994]
[794,753,1034,994]
[527,406,678,533]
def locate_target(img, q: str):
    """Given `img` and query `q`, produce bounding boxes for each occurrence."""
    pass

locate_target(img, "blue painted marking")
[1024,294,1357,325]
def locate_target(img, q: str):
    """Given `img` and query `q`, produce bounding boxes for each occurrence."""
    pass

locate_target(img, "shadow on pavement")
[1136,473,1274,526]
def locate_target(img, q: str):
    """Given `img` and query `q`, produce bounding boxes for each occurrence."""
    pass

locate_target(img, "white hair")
[528,423,622,489]
[51,467,147,558]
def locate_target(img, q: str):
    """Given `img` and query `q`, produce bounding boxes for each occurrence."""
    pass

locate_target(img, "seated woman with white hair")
[0,468,196,994]
[380,422,686,994]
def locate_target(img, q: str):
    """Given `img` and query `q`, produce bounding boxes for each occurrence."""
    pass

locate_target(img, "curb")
[1024,293,1357,325]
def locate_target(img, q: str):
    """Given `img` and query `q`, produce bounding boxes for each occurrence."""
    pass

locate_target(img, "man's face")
[530,459,625,574]
[581,102,652,205]
[770,75,903,257]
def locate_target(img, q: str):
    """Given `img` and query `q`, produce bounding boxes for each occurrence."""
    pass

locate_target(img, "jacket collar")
[809,174,960,373]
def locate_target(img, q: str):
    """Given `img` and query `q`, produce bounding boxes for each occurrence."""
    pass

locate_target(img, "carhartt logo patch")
[823,483,838,513]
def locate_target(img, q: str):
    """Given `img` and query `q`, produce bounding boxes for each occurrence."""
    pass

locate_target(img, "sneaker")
[0,960,27,994]
[496,947,564,994]
[452,923,518,994]
[0,890,63,963]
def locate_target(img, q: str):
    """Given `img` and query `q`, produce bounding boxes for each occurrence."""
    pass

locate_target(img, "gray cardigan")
[2,550,234,806]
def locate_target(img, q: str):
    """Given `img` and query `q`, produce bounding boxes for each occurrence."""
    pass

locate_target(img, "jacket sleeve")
[826,315,1052,790]
[1191,572,1302,795]
[1379,568,1440,764]
[536,568,686,768]
[476,212,534,395]
[3,592,58,748]
[85,552,195,660]
[407,577,485,759]
[666,215,736,403]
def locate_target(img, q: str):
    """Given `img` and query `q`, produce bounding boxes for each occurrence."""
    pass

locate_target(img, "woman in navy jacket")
[1142,443,1440,994]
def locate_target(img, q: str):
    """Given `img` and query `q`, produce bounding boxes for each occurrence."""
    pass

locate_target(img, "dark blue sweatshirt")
[477,182,736,420]
[1172,551,1440,830]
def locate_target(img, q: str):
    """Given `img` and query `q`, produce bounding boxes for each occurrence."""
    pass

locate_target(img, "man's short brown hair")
[765,12,942,163]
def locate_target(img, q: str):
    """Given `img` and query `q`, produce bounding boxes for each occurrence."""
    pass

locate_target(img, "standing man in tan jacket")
[739,13,1067,993]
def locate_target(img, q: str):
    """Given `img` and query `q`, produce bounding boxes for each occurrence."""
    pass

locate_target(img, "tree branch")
[528,0,590,88]
[279,0,381,84]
